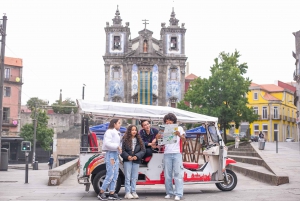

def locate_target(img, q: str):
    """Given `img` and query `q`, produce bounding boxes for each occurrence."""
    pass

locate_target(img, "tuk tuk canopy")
[77,99,218,124]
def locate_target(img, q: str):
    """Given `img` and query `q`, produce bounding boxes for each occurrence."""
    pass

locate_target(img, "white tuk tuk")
[76,99,237,195]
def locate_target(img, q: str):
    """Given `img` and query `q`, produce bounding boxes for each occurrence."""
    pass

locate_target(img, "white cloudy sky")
[1,0,300,105]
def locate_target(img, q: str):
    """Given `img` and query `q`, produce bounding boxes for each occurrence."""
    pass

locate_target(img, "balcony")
[4,75,23,84]
[2,118,18,127]
[283,116,287,121]
[272,115,281,120]
[287,117,290,122]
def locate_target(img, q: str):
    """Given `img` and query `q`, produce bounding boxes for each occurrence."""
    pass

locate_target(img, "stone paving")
[0,142,299,201]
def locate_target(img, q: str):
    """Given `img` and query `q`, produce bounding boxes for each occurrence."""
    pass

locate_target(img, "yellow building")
[247,81,298,142]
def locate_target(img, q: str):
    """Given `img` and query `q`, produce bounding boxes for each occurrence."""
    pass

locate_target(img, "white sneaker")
[174,196,180,201]
[124,193,133,199]
[165,195,171,199]
[132,192,139,199]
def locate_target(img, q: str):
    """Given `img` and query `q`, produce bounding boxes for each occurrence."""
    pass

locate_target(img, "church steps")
[228,162,288,186]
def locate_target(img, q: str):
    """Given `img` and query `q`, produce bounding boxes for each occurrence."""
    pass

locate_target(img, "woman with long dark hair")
[121,125,146,199]
[98,119,122,200]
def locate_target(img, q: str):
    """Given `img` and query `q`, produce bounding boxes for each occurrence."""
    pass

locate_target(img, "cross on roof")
[142,19,149,29]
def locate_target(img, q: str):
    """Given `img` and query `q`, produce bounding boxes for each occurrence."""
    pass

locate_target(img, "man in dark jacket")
[139,120,159,160]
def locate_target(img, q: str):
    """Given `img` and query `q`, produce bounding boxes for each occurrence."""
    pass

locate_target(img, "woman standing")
[163,113,185,201]
[121,125,146,199]
[97,119,122,200]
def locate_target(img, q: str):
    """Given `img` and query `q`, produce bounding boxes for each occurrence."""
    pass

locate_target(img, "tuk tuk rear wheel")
[215,169,237,191]
[92,170,122,195]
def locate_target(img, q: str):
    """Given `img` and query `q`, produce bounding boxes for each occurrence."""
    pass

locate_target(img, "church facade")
[103,7,187,107]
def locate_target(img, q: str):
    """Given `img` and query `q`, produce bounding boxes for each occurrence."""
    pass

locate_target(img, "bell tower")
[104,6,131,55]
[103,6,130,102]
[160,8,186,56]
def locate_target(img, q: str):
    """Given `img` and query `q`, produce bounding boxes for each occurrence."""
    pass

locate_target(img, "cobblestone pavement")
[0,142,299,201]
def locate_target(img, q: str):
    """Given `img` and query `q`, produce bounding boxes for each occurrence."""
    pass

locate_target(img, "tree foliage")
[26,97,48,111]
[51,98,78,114]
[20,110,54,151]
[178,50,258,142]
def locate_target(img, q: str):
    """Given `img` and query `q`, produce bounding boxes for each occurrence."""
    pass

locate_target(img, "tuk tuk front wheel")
[215,169,237,191]
[92,170,122,195]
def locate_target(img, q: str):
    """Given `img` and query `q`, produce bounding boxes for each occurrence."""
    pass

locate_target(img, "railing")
[272,115,281,120]
[80,147,102,153]
[2,118,18,127]
[4,75,22,83]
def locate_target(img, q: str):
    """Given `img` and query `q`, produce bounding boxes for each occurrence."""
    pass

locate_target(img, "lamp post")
[0,14,7,167]
[82,84,86,100]
[32,102,38,169]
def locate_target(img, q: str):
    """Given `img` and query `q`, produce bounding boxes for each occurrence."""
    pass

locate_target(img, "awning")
[1,137,24,141]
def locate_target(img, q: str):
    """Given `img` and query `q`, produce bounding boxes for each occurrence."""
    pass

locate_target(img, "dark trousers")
[143,147,158,159]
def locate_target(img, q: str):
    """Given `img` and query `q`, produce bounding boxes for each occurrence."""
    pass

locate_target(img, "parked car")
[285,137,295,142]
[251,135,259,142]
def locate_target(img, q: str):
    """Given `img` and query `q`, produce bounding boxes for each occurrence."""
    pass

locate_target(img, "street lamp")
[0,14,7,168]
[82,84,86,100]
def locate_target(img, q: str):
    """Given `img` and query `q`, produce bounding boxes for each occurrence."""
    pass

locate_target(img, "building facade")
[292,30,300,143]
[1,56,23,162]
[103,7,187,107]
[247,81,297,142]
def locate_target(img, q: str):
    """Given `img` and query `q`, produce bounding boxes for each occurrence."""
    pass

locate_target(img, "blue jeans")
[124,161,139,193]
[100,151,119,193]
[164,153,184,197]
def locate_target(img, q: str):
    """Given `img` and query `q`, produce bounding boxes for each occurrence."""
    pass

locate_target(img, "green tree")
[20,110,54,151]
[26,97,48,111]
[178,50,258,143]
[51,98,78,114]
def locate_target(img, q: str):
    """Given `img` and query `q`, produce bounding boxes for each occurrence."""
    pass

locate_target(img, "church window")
[170,37,177,50]
[112,66,121,80]
[171,71,177,80]
[113,36,121,50]
[170,66,178,81]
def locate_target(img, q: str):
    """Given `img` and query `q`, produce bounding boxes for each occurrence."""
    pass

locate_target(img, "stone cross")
[142,19,149,29]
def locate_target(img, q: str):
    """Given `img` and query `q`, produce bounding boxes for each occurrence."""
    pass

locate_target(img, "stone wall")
[20,112,81,134]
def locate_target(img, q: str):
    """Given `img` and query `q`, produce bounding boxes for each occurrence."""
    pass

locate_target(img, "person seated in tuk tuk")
[139,120,159,162]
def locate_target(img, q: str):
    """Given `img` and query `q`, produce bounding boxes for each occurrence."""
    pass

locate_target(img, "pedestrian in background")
[98,119,122,200]
[121,125,145,199]
[259,131,265,141]
[48,154,54,169]
[235,135,240,148]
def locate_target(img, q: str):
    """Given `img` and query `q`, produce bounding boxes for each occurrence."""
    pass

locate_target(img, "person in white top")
[162,113,185,201]
[98,119,122,200]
